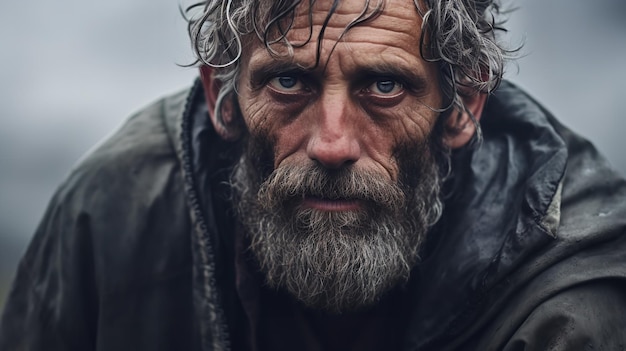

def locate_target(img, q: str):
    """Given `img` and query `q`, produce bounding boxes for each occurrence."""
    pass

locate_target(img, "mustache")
[257,163,406,212]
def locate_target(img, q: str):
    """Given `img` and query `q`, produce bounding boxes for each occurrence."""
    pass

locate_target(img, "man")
[2,0,626,350]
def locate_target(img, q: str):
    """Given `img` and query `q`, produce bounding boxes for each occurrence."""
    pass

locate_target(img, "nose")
[306,92,361,169]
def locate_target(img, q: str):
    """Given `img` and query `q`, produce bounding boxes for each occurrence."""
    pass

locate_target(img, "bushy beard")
[231,136,444,313]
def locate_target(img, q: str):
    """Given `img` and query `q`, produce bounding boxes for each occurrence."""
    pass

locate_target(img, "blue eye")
[268,75,303,92]
[369,79,402,95]
[277,76,297,89]
[376,80,396,93]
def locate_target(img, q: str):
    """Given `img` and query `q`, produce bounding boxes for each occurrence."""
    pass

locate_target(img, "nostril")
[307,136,361,169]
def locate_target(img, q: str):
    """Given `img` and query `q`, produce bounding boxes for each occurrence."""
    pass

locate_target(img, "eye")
[268,75,305,92]
[368,79,403,95]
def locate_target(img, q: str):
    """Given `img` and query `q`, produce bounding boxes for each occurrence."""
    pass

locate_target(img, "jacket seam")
[179,80,231,351]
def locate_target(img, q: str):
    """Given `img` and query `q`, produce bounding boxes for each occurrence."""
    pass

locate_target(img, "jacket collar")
[169,79,235,351]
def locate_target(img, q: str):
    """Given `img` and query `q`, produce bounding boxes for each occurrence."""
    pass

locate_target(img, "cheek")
[394,108,438,145]
[370,108,440,179]
[240,98,270,134]
[371,105,439,149]
[239,96,308,169]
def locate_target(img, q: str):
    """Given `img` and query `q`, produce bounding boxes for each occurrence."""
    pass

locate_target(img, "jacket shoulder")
[0,88,197,350]
[65,87,194,285]
[73,87,190,178]
[25,87,194,295]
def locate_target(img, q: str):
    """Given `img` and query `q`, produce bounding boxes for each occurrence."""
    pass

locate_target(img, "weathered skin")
[236,0,442,187]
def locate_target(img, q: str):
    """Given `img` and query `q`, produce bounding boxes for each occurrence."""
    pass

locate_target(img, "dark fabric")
[403,83,626,351]
[256,287,410,351]
[501,281,626,350]
[1,80,626,351]
[0,89,198,350]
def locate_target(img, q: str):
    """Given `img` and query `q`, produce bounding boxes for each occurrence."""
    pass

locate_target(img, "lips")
[300,196,363,211]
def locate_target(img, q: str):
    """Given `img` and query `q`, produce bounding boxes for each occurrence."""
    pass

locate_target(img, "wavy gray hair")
[185,0,515,141]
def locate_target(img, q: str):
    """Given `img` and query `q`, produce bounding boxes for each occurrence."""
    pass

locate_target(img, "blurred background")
[1,0,625,311]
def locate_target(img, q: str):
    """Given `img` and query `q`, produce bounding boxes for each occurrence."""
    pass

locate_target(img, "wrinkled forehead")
[250,0,424,62]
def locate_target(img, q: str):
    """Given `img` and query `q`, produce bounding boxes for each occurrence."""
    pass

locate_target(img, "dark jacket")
[1,80,626,350]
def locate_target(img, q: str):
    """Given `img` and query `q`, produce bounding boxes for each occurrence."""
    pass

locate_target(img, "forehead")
[288,0,422,41]
[244,0,427,73]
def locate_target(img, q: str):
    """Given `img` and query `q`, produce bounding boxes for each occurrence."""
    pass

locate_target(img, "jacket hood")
[404,82,626,350]
[404,81,568,349]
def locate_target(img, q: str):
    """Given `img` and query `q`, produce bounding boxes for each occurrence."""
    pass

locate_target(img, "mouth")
[300,196,364,212]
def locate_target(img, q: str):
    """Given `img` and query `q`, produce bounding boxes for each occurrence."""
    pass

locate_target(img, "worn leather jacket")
[2,80,626,350]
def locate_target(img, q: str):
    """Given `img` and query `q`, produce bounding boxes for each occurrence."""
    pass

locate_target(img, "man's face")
[232,0,445,312]
[237,0,442,181]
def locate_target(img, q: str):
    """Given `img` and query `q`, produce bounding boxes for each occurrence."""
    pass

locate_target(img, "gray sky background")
[1,0,625,307]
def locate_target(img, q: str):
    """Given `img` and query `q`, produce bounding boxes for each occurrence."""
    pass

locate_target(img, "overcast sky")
[1,0,625,304]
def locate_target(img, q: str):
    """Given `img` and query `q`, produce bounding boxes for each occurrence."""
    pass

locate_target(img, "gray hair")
[185,0,516,141]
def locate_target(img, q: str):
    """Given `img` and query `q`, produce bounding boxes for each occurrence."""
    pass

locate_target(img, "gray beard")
[231,140,444,313]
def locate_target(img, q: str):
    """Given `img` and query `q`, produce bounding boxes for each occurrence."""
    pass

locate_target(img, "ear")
[199,65,241,141]
[443,91,488,149]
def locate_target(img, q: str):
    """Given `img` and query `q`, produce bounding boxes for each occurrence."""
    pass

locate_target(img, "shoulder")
[73,86,190,182]
[62,86,192,206]
[468,82,626,350]
[39,87,196,294]
[0,87,200,349]
[502,281,626,350]
[485,81,626,243]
